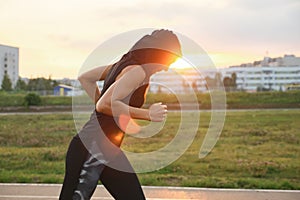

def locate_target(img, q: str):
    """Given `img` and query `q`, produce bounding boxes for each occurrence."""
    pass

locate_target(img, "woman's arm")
[78,64,113,103]
[96,65,167,122]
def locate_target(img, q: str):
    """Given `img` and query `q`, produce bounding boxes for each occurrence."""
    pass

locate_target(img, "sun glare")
[170,58,192,69]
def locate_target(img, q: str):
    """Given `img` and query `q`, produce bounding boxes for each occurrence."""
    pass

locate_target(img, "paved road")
[0,184,299,200]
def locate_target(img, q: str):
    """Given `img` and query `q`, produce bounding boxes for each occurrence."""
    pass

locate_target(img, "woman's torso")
[95,54,150,146]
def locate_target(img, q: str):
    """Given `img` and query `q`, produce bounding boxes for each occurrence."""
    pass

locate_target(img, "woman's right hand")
[149,102,167,122]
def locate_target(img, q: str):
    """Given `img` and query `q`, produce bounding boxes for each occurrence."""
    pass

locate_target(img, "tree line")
[1,74,59,92]
[1,72,238,93]
[205,72,237,92]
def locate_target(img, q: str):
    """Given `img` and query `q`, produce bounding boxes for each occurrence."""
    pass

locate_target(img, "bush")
[0,91,25,107]
[24,93,42,106]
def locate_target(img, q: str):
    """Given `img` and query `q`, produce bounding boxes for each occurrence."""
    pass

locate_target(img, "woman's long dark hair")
[101,30,181,95]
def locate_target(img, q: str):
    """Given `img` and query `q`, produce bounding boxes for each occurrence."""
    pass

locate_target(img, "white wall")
[0,44,19,89]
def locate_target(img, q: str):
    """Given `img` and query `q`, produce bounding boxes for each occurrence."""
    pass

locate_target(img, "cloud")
[229,0,300,10]
[91,0,299,51]
[1,0,299,78]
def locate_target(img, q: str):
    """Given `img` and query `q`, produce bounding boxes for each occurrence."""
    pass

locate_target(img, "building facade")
[148,54,300,93]
[149,68,208,94]
[0,44,19,89]
[54,84,74,96]
[221,55,300,91]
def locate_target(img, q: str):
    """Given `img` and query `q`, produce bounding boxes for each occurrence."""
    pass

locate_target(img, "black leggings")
[59,136,145,200]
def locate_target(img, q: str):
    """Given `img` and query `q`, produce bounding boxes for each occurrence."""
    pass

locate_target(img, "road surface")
[0,183,299,200]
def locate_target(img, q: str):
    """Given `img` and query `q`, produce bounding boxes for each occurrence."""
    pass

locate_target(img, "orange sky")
[1,0,299,78]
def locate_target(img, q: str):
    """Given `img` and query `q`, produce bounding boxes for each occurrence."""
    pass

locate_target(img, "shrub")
[24,93,42,106]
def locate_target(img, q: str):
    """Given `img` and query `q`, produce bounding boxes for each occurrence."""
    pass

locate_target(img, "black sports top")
[95,52,150,147]
[95,29,182,147]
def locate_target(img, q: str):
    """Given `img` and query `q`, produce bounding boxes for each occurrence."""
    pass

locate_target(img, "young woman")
[59,29,182,200]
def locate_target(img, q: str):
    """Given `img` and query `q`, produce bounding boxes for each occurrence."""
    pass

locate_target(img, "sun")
[169,58,192,69]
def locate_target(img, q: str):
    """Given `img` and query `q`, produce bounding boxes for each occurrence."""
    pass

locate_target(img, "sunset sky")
[1,0,299,78]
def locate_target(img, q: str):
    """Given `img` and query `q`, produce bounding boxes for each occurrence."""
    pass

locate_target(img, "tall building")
[0,44,19,89]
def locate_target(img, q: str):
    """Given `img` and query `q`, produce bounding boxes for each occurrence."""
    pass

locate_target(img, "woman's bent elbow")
[96,101,111,115]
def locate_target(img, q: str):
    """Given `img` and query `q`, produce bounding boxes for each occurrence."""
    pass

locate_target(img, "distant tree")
[1,74,12,91]
[182,80,189,93]
[27,79,35,91]
[222,73,237,92]
[257,85,263,92]
[223,77,233,92]
[15,77,27,91]
[192,81,198,92]
[157,85,162,93]
[48,76,59,90]
[231,73,237,91]
[205,76,215,90]
[27,77,58,92]
[214,72,222,88]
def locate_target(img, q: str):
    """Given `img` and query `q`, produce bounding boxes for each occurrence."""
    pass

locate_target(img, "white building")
[221,55,300,91]
[148,54,300,93]
[0,44,19,89]
[149,68,208,94]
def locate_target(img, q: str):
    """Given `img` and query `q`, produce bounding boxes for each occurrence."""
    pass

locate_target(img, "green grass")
[0,110,299,189]
[0,91,71,107]
[0,92,25,107]
[0,90,300,108]
[145,91,300,109]
[225,91,300,109]
[129,110,300,189]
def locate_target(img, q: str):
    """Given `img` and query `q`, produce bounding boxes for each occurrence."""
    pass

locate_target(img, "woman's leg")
[73,154,105,200]
[59,135,88,200]
[99,154,146,200]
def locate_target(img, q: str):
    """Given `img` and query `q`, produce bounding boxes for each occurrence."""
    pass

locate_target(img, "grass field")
[0,110,299,189]
[1,91,300,109]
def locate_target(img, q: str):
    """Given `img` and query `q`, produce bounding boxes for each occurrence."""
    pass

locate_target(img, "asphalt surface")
[0,184,299,200]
